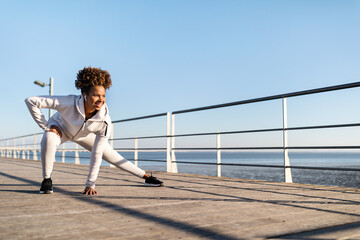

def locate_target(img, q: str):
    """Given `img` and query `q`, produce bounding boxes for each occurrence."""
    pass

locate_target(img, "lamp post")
[34,77,54,119]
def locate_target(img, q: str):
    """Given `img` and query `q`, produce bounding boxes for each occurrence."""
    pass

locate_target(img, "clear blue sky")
[1,0,360,147]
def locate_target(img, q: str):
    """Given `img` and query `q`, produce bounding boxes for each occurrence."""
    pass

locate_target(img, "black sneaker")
[144,175,164,187]
[40,178,53,194]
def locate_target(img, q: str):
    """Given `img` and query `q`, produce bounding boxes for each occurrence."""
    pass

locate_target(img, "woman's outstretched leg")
[75,135,163,187]
[101,143,164,186]
[76,135,145,177]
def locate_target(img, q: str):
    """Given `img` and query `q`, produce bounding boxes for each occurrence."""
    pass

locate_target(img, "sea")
[46,151,360,188]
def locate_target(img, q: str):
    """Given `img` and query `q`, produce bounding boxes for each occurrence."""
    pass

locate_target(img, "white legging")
[41,131,145,180]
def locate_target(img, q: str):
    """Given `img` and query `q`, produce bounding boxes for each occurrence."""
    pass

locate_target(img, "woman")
[25,66,163,195]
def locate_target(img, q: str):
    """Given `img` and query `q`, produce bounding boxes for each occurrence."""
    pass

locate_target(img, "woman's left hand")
[82,186,98,195]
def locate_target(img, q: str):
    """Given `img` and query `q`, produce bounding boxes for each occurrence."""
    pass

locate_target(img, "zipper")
[104,121,108,136]
[72,120,87,140]
[72,119,108,139]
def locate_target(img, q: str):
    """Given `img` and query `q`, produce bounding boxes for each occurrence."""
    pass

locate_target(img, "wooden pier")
[0,157,359,239]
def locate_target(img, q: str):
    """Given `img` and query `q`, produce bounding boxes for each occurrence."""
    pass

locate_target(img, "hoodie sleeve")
[24,96,60,131]
[85,122,111,188]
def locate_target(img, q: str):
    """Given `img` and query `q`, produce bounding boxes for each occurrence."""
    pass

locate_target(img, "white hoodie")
[25,95,111,188]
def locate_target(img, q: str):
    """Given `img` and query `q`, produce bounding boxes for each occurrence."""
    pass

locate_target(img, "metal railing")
[2,81,360,183]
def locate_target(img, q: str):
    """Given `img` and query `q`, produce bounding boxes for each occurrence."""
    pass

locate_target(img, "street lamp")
[34,77,54,119]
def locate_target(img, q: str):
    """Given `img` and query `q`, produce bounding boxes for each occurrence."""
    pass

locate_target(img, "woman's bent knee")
[41,131,61,148]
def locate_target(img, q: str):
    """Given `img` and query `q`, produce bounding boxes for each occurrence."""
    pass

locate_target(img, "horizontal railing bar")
[173,81,360,114]
[222,163,360,171]
[4,145,360,151]
[0,143,42,147]
[174,147,282,150]
[127,158,167,163]
[113,148,167,151]
[287,165,360,171]
[112,112,168,123]
[111,135,168,141]
[0,132,43,142]
[173,161,286,168]
[58,156,90,159]
[179,122,360,137]
[21,143,41,147]
[286,123,360,131]
[174,146,360,151]
[219,163,286,168]
[54,149,88,151]
[109,128,283,141]
[109,122,360,142]
[288,146,360,149]
[173,161,360,171]
[4,146,360,151]
[6,143,42,147]
[173,161,218,165]
[174,128,283,137]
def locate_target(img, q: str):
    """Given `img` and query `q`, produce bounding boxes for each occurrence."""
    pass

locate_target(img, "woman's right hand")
[82,186,98,195]
[49,125,62,138]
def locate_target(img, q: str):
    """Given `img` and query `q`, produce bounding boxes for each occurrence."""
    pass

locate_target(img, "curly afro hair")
[75,66,112,94]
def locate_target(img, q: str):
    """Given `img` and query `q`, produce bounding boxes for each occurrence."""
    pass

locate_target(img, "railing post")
[75,143,80,164]
[33,134,38,160]
[166,112,172,172]
[22,137,26,159]
[27,145,30,160]
[171,113,178,173]
[134,137,138,167]
[0,141,2,157]
[282,97,293,183]
[13,138,17,158]
[217,132,222,177]
[62,142,66,163]
[8,140,11,158]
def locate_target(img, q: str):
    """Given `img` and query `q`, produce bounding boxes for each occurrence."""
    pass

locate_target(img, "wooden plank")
[0,158,359,240]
